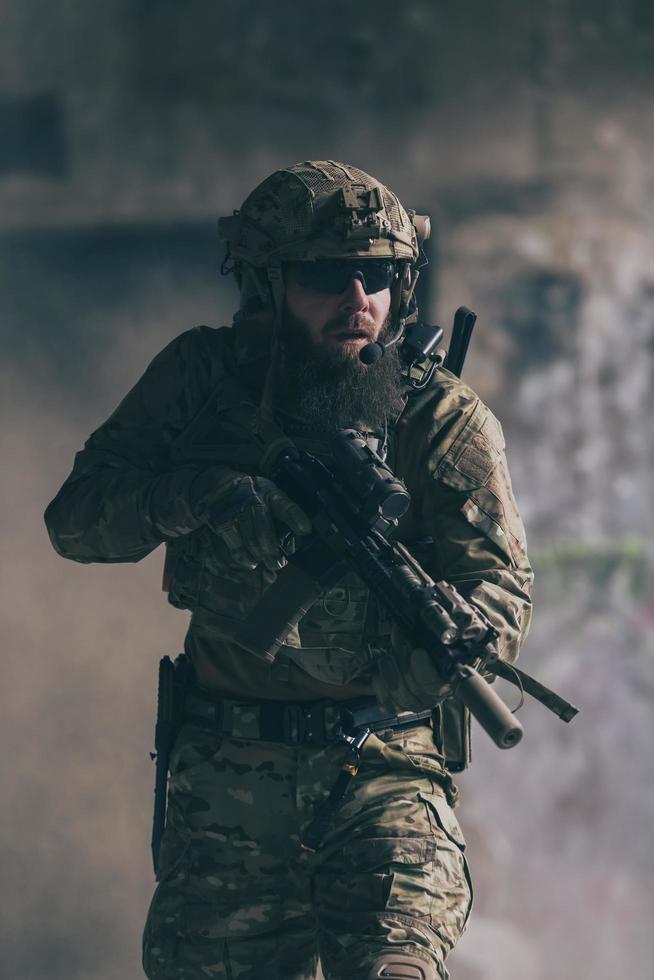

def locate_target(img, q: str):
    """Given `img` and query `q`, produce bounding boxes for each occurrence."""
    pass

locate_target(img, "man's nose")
[338,276,369,313]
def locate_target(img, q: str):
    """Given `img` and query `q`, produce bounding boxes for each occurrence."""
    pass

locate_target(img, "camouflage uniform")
[143,723,471,980]
[45,163,532,980]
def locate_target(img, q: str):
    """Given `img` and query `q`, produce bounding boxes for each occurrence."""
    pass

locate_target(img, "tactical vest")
[162,339,471,770]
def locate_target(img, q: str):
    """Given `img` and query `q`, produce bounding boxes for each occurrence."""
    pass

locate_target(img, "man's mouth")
[328,329,372,344]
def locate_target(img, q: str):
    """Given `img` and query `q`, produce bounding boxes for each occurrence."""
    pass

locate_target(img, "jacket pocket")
[418,791,466,849]
[435,408,525,566]
[433,401,503,493]
[322,835,438,918]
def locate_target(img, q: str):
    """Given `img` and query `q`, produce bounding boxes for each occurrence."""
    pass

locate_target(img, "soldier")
[45,161,533,980]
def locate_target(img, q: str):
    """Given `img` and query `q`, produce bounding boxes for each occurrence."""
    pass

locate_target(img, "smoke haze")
[2,3,654,977]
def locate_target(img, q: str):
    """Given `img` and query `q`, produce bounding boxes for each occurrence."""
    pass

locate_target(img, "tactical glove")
[372,589,496,713]
[200,473,312,573]
[151,465,311,573]
[372,622,453,712]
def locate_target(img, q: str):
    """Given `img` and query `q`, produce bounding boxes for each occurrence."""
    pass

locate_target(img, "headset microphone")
[359,323,405,365]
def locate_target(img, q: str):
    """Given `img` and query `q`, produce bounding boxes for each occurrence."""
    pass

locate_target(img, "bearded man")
[45,161,533,980]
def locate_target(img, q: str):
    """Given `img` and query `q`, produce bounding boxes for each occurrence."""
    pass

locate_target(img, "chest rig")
[159,314,498,771]
[161,341,400,689]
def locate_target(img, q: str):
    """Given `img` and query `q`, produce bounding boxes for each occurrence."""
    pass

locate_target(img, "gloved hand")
[372,622,453,713]
[201,473,312,572]
[372,586,496,712]
[151,465,311,573]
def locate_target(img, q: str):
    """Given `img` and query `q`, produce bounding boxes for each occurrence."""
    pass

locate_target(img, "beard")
[273,306,406,434]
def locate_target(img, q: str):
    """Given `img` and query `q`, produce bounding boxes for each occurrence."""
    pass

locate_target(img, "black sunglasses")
[287,259,399,296]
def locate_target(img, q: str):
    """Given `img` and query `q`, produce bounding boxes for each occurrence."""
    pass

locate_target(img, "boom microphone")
[359,323,404,364]
[359,342,384,365]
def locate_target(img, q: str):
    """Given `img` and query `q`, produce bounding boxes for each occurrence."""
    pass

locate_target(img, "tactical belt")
[182,686,433,747]
[152,656,438,866]
[181,686,436,851]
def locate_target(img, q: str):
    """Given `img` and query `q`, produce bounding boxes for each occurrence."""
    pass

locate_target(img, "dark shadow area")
[1,222,227,398]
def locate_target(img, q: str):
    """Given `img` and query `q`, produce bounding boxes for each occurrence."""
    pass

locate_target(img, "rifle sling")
[488,661,579,723]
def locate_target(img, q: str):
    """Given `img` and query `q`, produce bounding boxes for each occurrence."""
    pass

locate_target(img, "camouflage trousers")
[142,719,472,980]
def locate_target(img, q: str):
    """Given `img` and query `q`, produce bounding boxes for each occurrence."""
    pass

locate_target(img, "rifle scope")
[330,430,411,522]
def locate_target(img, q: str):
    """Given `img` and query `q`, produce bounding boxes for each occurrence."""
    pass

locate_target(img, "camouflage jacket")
[45,323,533,763]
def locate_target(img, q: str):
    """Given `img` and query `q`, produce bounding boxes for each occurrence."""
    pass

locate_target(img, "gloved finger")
[458,609,491,644]
[203,476,256,531]
[214,525,258,570]
[238,500,284,566]
[436,582,490,644]
[268,489,312,537]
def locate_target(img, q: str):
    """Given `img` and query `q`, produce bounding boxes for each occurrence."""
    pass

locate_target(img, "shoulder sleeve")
[44,325,232,563]
[396,371,533,664]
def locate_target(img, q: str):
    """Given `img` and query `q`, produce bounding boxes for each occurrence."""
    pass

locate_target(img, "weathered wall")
[2,2,653,978]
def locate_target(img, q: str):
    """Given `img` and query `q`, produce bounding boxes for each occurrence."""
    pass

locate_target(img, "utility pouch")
[433,700,472,773]
[151,653,191,878]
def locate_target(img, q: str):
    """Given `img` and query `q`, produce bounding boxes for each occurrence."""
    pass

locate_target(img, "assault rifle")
[236,428,577,750]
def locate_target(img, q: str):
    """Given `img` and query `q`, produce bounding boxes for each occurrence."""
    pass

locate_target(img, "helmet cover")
[219,160,420,270]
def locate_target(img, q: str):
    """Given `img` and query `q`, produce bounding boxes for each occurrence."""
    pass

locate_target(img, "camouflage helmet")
[218,160,430,322]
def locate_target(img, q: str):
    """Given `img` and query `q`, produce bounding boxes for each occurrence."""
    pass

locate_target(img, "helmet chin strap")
[266,261,286,337]
[257,260,286,442]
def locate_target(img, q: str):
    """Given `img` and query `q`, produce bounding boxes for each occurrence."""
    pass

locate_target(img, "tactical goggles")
[286,258,399,295]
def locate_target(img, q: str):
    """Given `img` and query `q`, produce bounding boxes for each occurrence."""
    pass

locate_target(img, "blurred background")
[2,2,653,978]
